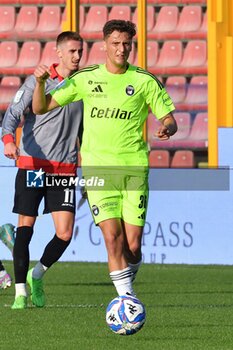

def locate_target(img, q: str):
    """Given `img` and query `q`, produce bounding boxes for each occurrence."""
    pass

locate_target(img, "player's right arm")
[32,65,59,114]
[1,76,36,160]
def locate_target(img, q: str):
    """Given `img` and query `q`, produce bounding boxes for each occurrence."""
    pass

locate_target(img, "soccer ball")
[106,295,146,335]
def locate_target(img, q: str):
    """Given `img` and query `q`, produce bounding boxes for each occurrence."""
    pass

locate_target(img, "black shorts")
[13,169,76,216]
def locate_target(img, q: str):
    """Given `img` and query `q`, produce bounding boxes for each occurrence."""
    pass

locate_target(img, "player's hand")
[4,142,20,160]
[154,126,170,140]
[34,65,50,83]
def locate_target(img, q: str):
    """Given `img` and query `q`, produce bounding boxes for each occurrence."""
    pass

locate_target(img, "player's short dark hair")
[103,20,136,39]
[56,31,83,46]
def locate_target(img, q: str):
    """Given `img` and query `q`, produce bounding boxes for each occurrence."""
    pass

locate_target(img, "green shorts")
[86,174,148,226]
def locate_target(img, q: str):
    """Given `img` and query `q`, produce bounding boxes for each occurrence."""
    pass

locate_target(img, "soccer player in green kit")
[32,20,177,298]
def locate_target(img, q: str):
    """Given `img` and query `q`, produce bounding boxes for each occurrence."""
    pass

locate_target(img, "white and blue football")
[106,295,146,335]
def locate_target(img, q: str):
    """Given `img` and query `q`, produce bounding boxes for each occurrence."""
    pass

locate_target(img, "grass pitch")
[1,262,233,350]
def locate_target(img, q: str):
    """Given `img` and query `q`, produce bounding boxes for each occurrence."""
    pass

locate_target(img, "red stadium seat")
[15,0,66,3]
[0,41,18,72]
[39,41,58,66]
[176,6,202,33]
[156,41,183,69]
[134,41,158,68]
[0,76,21,111]
[128,42,136,64]
[132,6,155,32]
[172,112,191,140]
[33,6,62,39]
[201,12,207,32]
[179,40,207,73]
[183,76,207,110]
[85,41,105,66]
[171,150,195,168]
[0,6,15,39]
[165,76,187,104]
[81,6,108,39]
[78,6,85,31]
[109,6,131,21]
[153,6,179,34]
[149,4,206,40]
[146,41,159,68]
[149,112,191,149]
[149,150,170,168]
[79,41,88,68]
[186,112,208,149]
[14,41,41,75]
[156,0,205,2]
[76,0,206,3]
[14,6,38,38]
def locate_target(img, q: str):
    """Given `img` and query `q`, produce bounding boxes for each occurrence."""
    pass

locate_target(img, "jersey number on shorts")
[64,189,75,204]
[138,195,147,209]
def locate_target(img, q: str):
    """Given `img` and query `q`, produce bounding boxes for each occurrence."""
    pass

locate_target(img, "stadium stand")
[182,75,207,111]
[179,40,207,74]
[201,11,207,32]
[79,5,85,31]
[109,5,132,21]
[148,112,192,150]
[14,6,39,39]
[184,112,208,149]
[79,40,88,68]
[172,112,192,143]
[0,0,205,4]
[148,110,207,153]
[0,0,65,4]
[176,5,202,34]
[132,6,155,32]
[154,40,183,74]
[165,76,187,105]
[134,41,158,68]
[81,6,108,39]
[157,0,206,3]
[171,150,195,168]
[13,41,41,75]
[0,76,21,111]
[0,6,15,39]
[152,6,179,35]
[85,41,105,66]
[149,150,170,168]
[0,41,18,74]
[39,41,59,67]
[31,6,62,39]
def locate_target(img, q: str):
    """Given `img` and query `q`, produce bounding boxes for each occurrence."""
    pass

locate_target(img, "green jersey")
[51,64,175,172]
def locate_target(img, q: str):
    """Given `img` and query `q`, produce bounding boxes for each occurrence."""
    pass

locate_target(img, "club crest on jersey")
[92,205,99,216]
[125,85,135,96]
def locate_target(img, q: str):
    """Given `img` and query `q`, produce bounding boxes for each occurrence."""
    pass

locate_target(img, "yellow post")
[137,0,147,139]
[62,0,79,32]
[137,0,147,70]
[208,0,233,166]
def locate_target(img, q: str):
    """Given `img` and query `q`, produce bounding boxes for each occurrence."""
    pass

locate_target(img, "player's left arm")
[155,112,177,140]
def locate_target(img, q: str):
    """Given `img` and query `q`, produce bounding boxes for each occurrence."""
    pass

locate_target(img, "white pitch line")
[3,303,105,309]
